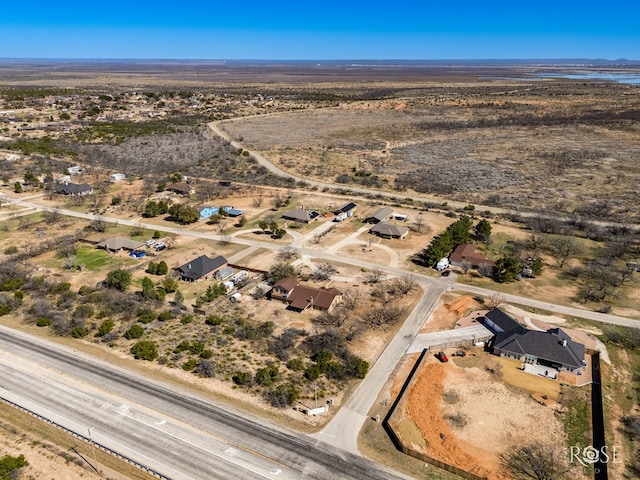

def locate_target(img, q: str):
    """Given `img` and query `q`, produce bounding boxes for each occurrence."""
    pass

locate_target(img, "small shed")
[230,293,242,303]
[109,173,126,182]
[215,266,234,281]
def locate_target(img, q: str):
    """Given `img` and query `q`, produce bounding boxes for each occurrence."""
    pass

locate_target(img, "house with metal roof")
[333,202,357,222]
[365,207,393,224]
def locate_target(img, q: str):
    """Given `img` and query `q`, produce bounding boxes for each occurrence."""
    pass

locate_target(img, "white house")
[109,173,126,182]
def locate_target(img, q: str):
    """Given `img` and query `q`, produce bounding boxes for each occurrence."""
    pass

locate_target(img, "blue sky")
[2,1,639,59]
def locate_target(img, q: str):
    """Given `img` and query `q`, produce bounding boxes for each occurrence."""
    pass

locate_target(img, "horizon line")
[0,57,638,63]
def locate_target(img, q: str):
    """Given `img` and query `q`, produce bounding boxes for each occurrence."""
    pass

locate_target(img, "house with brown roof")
[449,244,495,269]
[166,182,193,195]
[271,278,342,312]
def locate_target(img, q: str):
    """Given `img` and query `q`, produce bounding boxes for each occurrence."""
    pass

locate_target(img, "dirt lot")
[394,359,570,480]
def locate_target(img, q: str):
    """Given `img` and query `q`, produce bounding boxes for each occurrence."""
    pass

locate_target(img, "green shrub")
[182,358,197,371]
[3,246,18,255]
[255,365,279,387]
[180,314,194,325]
[286,358,305,371]
[174,340,191,353]
[0,453,29,479]
[232,371,253,386]
[206,314,225,326]
[130,340,158,361]
[71,326,89,338]
[36,317,53,327]
[136,307,156,324]
[96,319,114,337]
[157,311,173,322]
[200,349,213,359]
[124,324,144,340]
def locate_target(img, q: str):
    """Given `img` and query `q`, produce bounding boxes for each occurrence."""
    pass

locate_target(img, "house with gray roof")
[365,207,393,224]
[176,255,228,282]
[54,182,93,196]
[487,309,586,375]
[96,237,145,252]
[281,209,319,223]
[370,222,409,239]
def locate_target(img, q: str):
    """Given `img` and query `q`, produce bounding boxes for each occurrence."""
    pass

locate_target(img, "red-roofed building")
[271,278,342,312]
[449,244,495,269]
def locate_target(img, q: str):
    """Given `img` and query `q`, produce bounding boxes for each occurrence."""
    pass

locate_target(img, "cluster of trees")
[143,200,169,217]
[146,261,168,275]
[258,220,286,238]
[167,203,200,224]
[417,215,477,267]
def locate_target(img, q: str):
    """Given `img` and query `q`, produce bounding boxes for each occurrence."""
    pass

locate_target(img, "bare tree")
[276,246,298,261]
[500,442,573,480]
[363,268,384,284]
[311,263,337,281]
[391,275,418,295]
[413,214,425,233]
[364,302,405,329]
[460,260,472,275]
[486,293,506,309]
[547,236,581,269]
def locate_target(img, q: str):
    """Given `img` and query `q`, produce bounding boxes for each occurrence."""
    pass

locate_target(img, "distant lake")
[533,72,640,84]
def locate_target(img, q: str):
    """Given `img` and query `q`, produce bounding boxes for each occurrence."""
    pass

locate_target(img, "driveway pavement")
[407,324,493,354]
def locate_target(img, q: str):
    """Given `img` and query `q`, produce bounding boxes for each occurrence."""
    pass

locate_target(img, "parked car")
[155,245,166,251]
[154,242,165,249]
[436,351,448,362]
[441,269,451,277]
[145,239,155,246]
[452,350,466,357]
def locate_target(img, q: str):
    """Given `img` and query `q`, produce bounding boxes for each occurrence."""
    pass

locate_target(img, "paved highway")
[0,326,406,480]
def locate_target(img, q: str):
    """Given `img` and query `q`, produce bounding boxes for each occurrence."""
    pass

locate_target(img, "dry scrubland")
[222,81,640,221]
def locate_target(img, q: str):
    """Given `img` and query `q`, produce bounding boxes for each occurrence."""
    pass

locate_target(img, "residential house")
[225,207,243,217]
[176,255,228,282]
[281,209,319,223]
[370,222,409,239]
[484,308,526,335]
[199,206,220,221]
[449,244,495,269]
[166,182,193,195]
[54,183,93,196]
[96,237,145,253]
[333,202,357,222]
[365,207,393,224]
[485,308,586,375]
[271,277,342,312]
